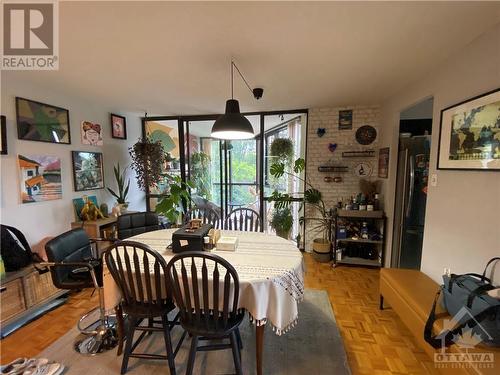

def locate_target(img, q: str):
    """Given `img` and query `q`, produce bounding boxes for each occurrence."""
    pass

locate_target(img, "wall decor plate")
[355,125,377,145]
[437,88,500,170]
[16,97,71,144]
[353,162,373,177]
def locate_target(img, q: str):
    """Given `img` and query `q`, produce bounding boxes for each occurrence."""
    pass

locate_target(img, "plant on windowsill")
[107,163,130,211]
[269,157,333,262]
[155,174,194,225]
[270,206,293,240]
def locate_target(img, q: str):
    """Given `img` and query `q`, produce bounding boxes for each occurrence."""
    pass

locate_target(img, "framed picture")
[111,113,127,139]
[18,154,62,203]
[438,88,500,170]
[16,97,71,144]
[81,121,103,146]
[339,109,353,130]
[378,147,390,178]
[1,115,7,155]
[72,195,98,220]
[72,151,104,191]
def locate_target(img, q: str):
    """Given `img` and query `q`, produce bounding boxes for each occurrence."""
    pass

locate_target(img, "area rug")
[40,289,351,375]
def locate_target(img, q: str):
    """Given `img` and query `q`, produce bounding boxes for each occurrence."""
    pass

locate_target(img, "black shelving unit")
[333,209,385,268]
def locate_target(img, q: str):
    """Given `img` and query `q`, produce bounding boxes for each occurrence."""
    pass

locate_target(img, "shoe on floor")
[22,362,63,375]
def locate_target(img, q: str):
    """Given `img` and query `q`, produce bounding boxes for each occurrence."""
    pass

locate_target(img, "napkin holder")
[172,223,212,253]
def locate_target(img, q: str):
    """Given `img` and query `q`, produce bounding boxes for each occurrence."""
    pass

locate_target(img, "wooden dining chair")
[185,206,221,229]
[225,207,262,232]
[166,252,244,375]
[104,241,185,375]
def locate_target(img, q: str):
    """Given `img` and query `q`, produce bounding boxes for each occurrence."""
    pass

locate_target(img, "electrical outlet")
[443,267,451,276]
[430,174,438,187]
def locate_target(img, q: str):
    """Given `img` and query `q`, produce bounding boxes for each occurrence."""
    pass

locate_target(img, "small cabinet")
[0,278,26,323]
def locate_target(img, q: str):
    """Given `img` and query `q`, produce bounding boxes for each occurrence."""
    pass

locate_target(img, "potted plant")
[269,158,333,262]
[155,175,194,225]
[270,207,293,240]
[270,138,294,165]
[129,137,166,191]
[107,163,130,211]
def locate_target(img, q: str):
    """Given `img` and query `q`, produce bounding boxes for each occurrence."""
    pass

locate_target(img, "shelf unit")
[318,166,348,173]
[333,209,385,268]
[341,150,375,158]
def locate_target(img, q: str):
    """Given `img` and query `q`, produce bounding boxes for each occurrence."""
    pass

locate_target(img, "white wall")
[379,23,500,282]
[0,74,145,247]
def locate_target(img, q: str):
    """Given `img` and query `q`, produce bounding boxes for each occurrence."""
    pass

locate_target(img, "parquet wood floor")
[1,254,438,374]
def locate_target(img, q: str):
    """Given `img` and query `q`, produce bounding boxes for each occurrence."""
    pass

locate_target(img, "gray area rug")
[40,289,350,375]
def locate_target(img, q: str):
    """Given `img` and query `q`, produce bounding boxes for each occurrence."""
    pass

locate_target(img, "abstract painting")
[81,121,103,146]
[16,97,71,144]
[111,114,127,139]
[18,154,62,203]
[438,88,500,170]
[72,151,104,191]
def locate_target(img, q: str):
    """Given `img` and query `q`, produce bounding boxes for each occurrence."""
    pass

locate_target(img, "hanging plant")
[129,137,166,191]
[270,138,294,164]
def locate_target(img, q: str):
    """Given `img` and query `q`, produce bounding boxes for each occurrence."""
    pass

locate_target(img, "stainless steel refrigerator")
[392,135,431,269]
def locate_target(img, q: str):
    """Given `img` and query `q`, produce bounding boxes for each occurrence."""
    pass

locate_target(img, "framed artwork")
[1,115,7,155]
[72,151,104,191]
[81,121,103,146]
[378,147,390,178]
[438,88,500,171]
[339,109,353,130]
[111,114,127,139]
[18,154,62,203]
[72,195,98,220]
[16,97,71,144]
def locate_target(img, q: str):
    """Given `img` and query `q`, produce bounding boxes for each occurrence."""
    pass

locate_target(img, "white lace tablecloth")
[103,229,305,335]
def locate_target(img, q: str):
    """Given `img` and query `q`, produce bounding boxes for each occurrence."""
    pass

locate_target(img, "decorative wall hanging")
[378,147,390,178]
[355,125,377,145]
[81,121,103,146]
[111,113,127,139]
[316,128,326,137]
[353,162,373,177]
[437,88,500,170]
[72,151,104,191]
[16,97,71,144]
[1,115,7,155]
[18,154,62,203]
[339,110,353,130]
[342,150,375,158]
[328,143,338,153]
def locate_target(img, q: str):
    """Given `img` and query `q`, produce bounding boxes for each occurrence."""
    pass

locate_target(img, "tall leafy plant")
[107,163,130,204]
[155,175,194,224]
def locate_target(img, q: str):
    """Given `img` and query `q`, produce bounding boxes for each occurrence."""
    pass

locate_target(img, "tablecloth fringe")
[246,311,299,336]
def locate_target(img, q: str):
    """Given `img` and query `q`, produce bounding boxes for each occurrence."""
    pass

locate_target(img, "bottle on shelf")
[361,222,369,239]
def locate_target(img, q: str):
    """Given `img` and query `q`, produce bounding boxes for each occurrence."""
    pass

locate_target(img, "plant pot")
[312,238,331,263]
[276,229,291,240]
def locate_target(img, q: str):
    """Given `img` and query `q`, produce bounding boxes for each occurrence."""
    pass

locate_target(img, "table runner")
[103,229,305,335]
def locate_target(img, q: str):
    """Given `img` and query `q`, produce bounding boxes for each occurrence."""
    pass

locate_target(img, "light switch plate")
[430,173,438,187]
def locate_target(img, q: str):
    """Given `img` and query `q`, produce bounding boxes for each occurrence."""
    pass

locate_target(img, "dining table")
[103,228,305,375]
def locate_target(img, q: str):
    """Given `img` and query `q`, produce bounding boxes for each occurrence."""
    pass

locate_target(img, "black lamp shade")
[211,99,254,139]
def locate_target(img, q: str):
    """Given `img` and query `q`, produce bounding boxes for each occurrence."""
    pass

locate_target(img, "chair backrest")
[225,208,262,232]
[166,252,240,327]
[45,228,92,289]
[117,212,159,239]
[104,241,170,312]
[186,206,221,229]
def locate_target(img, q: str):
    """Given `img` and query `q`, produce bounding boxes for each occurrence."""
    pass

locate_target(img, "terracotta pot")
[312,238,331,262]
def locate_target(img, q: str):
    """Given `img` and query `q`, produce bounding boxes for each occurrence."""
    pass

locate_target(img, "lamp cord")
[231,60,254,97]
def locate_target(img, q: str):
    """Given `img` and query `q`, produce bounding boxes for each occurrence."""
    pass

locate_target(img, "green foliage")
[270,207,293,234]
[129,137,165,191]
[270,138,294,164]
[191,152,212,200]
[155,175,194,223]
[107,163,130,204]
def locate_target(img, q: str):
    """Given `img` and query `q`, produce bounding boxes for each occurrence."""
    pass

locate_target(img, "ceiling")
[3,1,500,116]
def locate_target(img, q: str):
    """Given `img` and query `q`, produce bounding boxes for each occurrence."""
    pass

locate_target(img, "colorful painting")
[1,115,6,155]
[18,154,62,203]
[111,114,127,139]
[81,121,103,146]
[72,195,98,220]
[16,97,71,144]
[438,88,500,170]
[144,120,180,158]
[72,151,104,191]
[378,147,390,178]
[339,109,353,130]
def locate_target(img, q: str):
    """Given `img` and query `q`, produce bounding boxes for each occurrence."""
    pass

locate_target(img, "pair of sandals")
[0,358,64,375]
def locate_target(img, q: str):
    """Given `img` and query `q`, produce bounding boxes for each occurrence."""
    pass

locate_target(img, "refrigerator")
[392,135,431,269]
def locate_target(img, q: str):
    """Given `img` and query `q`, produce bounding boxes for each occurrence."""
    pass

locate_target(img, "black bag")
[424,257,500,348]
[0,224,33,271]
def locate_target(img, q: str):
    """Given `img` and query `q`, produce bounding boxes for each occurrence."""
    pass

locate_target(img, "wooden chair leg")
[121,317,137,375]
[115,305,125,356]
[186,335,198,375]
[379,295,384,310]
[161,315,177,375]
[230,331,243,375]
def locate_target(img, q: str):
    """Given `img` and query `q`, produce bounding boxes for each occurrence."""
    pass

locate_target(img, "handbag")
[424,257,500,348]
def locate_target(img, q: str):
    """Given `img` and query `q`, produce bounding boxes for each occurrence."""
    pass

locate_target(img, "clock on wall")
[355,125,377,145]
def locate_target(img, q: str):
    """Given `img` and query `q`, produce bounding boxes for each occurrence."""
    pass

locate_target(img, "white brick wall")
[305,105,381,251]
